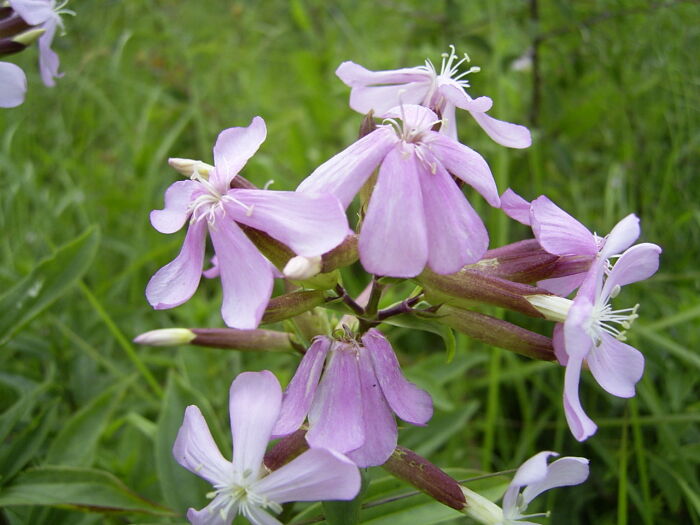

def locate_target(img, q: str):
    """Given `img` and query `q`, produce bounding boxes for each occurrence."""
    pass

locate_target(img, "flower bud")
[460,486,504,524]
[261,290,326,324]
[283,255,322,280]
[133,328,196,346]
[0,12,30,40]
[525,294,573,323]
[167,157,214,178]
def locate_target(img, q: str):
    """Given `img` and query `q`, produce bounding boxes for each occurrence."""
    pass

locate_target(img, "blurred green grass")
[1,0,699,523]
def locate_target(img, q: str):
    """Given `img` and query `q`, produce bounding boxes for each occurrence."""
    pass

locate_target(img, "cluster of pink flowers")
[138,47,660,524]
[0,0,68,108]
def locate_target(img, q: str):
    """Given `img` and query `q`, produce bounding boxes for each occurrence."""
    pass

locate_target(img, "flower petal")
[563,355,598,441]
[150,180,198,234]
[242,505,283,525]
[419,156,489,273]
[587,334,644,398]
[601,243,662,300]
[363,329,433,425]
[437,100,459,141]
[203,255,220,279]
[537,273,587,297]
[425,132,499,207]
[521,457,590,505]
[336,61,430,87]
[500,188,532,226]
[146,219,207,309]
[208,217,274,329]
[38,19,61,87]
[530,196,597,256]
[173,405,232,486]
[349,82,429,116]
[511,451,558,488]
[469,109,532,149]
[187,498,237,525]
[359,144,428,277]
[229,371,282,484]
[210,116,267,190]
[272,337,331,437]
[383,104,439,132]
[0,62,27,108]
[347,345,399,467]
[599,214,639,259]
[564,295,594,360]
[8,0,54,24]
[552,323,568,366]
[254,448,360,503]
[225,190,349,257]
[306,343,365,454]
[297,126,396,208]
[438,84,494,113]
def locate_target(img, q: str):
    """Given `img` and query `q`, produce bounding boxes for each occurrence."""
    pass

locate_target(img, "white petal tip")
[283,255,322,280]
[133,328,196,346]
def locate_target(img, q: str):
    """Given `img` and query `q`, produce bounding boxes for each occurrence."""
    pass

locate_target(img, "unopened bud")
[261,290,326,324]
[460,486,503,524]
[0,12,30,40]
[264,429,309,470]
[358,111,377,138]
[190,328,298,352]
[284,255,322,280]
[167,158,213,177]
[133,328,196,346]
[525,294,573,323]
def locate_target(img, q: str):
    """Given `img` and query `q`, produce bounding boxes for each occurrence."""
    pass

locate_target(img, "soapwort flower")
[336,45,531,146]
[298,103,500,277]
[146,116,349,329]
[9,0,73,86]
[0,61,26,107]
[272,329,433,467]
[173,371,361,525]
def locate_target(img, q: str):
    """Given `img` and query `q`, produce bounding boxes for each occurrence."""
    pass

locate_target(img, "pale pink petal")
[363,329,433,425]
[336,61,429,87]
[470,109,532,149]
[511,451,557,487]
[346,346,398,467]
[564,295,594,360]
[359,144,428,277]
[187,498,236,525]
[587,334,644,398]
[307,344,364,453]
[0,62,27,108]
[552,323,568,366]
[521,457,589,505]
[8,0,54,25]
[150,180,199,234]
[203,256,220,279]
[419,156,488,272]
[537,273,587,297]
[383,104,439,131]
[601,243,662,300]
[173,406,232,486]
[500,188,532,226]
[501,484,520,520]
[425,132,499,207]
[530,196,598,256]
[272,337,331,437]
[224,190,349,257]
[146,219,207,309]
[563,355,598,442]
[297,126,397,208]
[438,84,493,113]
[210,116,267,189]
[254,448,360,502]
[208,217,274,329]
[437,100,458,141]
[242,505,283,525]
[349,82,428,116]
[229,371,282,484]
[599,214,640,259]
[38,18,61,87]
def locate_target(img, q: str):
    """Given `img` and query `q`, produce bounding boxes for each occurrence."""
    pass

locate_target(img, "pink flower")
[9,0,69,87]
[272,329,433,467]
[173,371,361,525]
[146,116,349,329]
[554,242,661,441]
[336,45,531,146]
[501,451,589,523]
[298,104,500,277]
[0,61,26,107]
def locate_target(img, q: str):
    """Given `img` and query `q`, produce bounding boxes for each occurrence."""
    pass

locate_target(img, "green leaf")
[46,377,132,467]
[0,466,175,516]
[382,312,456,362]
[0,227,100,345]
[0,370,53,445]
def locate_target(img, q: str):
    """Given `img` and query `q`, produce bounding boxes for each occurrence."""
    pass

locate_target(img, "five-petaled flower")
[173,370,361,525]
[336,45,531,146]
[272,328,433,467]
[298,103,501,277]
[146,116,349,329]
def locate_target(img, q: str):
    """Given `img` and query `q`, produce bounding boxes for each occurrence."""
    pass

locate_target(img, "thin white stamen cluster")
[205,480,283,522]
[587,300,640,344]
[418,45,481,108]
[187,169,255,226]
